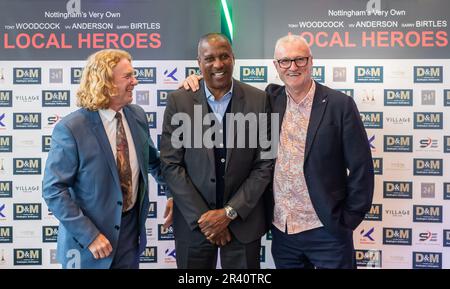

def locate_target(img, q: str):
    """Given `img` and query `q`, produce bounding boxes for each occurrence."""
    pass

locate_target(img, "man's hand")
[181,74,203,91]
[163,198,173,230]
[88,233,113,259]
[208,227,232,246]
[198,209,231,239]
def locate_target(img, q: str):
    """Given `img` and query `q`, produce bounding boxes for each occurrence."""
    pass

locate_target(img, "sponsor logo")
[359,227,376,245]
[134,67,156,84]
[14,249,42,265]
[13,68,41,84]
[140,247,157,263]
[185,67,200,77]
[383,228,412,245]
[444,230,450,247]
[0,136,12,152]
[413,252,441,269]
[413,159,442,176]
[42,90,70,107]
[163,68,178,84]
[13,203,41,220]
[13,158,41,175]
[383,181,412,199]
[0,226,13,243]
[312,66,325,83]
[157,184,167,196]
[333,67,346,82]
[414,66,443,83]
[418,231,438,242]
[413,205,442,223]
[70,67,82,84]
[444,136,450,153]
[421,183,435,199]
[360,112,383,128]
[13,113,41,129]
[372,158,383,175]
[42,226,58,242]
[157,90,174,107]
[42,135,52,152]
[49,68,63,84]
[355,66,383,83]
[384,89,413,106]
[147,202,157,218]
[0,181,12,198]
[0,90,12,107]
[336,89,353,98]
[240,66,267,83]
[135,90,149,106]
[444,183,450,200]
[383,135,412,152]
[355,249,382,268]
[414,112,443,129]
[360,89,376,105]
[421,90,436,105]
[444,89,450,106]
[146,112,156,129]
[418,137,438,151]
[385,208,410,218]
[364,204,382,221]
[164,248,176,263]
[158,224,174,240]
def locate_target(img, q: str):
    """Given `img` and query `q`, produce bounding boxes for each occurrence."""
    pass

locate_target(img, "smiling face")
[273,37,313,94]
[109,58,138,111]
[197,35,235,99]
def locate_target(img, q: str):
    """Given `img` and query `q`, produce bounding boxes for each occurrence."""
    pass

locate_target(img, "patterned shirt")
[273,81,323,234]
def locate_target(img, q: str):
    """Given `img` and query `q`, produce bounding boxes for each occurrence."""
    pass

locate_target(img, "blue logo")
[157,90,174,107]
[0,113,5,127]
[384,89,413,106]
[444,183,450,200]
[42,90,70,107]
[42,226,58,242]
[13,203,42,220]
[0,203,5,218]
[42,135,52,153]
[185,67,200,77]
[13,68,41,84]
[372,158,383,175]
[355,249,382,268]
[157,183,167,196]
[383,181,412,199]
[165,248,176,260]
[383,228,412,245]
[0,90,13,107]
[147,201,157,218]
[163,68,178,83]
[444,230,450,247]
[0,135,12,152]
[360,112,383,129]
[312,66,325,83]
[0,226,13,243]
[414,66,443,83]
[360,227,375,242]
[336,89,354,98]
[140,247,157,263]
[240,66,267,83]
[158,224,174,240]
[383,135,412,152]
[368,135,375,150]
[414,112,442,129]
[14,249,42,265]
[413,158,442,176]
[0,181,12,198]
[413,205,442,223]
[146,112,156,129]
[444,136,450,153]
[13,113,41,129]
[70,67,83,84]
[355,66,383,83]
[135,67,156,84]
[444,90,450,106]
[13,158,41,175]
[413,252,441,269]
[364,204,382,221]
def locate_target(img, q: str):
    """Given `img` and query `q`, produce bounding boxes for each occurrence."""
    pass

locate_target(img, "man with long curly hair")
[43,49,170,269]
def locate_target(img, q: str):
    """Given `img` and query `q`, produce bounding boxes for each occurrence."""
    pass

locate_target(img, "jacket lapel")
[123,106,146,184]
[225,80,245,171]
[304,82,328,163]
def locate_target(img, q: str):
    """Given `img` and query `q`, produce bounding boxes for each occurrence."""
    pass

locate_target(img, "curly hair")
[76,49,132,111]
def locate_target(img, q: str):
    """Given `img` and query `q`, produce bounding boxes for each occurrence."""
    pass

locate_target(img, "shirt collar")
[286,80,316,107]
[204,79,234,102]
[99,107,123,122]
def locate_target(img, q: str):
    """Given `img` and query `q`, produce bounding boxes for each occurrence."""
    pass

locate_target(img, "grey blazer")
[161,79,274,244]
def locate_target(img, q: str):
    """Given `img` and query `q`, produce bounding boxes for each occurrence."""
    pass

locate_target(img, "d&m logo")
[0,226,13,243]
[42,226,58,242]
[0,135,12,152]
[157,90,174,107]
[444,89,450,106]
[13,68,41,84]
[444,136,450,153]
[312,66,325,83]
[13,158,41,175]
[413,205,442,223]
[384,89,413,106]
[413,158,442,176]
[0,90,12,107]
[0,181,12,198]
[414,112,443,129]
[355,249,381,268]
[360,112,383,129]
[240,66,267,83]
[146,112,156,129]
[414,66,443,83]
[364,204,382,221]
[163,68,178,84]
[185,67,200,77]
[136,91,149,106]
[70,67,83,84]
[444,230,450,247]
[134,67,156,84]
[444,183,450,200]
[413,252,441,269]
[355,66,383,83]
[14,249,42,265]
[383,181,412,199]
[383,227,412,245]
[13,113,41,129]
[158,224,174,240]
[157,184,167,196]
[336,89,353,98]
[372,158,383,175]
[140,246,157,263]
[13,203,42,220]
[42,135,52,152]
[42,90,70,107]
[383,135,412,152]
[147,201,157,218]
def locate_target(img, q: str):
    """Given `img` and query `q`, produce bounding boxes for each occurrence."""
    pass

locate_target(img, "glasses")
[276,57,309,69]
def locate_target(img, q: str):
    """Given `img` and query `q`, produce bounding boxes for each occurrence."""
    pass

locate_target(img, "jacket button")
[117,201,123,206]
[210,178,216,183]
[114,225,120,230]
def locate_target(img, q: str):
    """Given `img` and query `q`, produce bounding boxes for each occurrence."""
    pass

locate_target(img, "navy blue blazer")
[266,81,374,235]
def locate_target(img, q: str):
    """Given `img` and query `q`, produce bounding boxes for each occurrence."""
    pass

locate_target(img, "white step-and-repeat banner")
[0,0,449,268]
